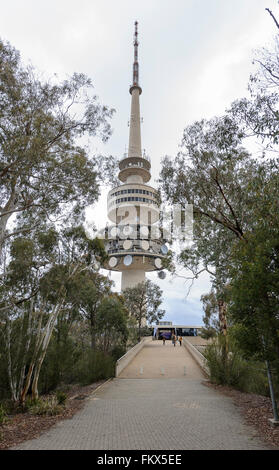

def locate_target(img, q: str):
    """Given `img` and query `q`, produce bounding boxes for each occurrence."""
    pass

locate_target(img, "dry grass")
[0,381,105,450]
[204,381,279,449]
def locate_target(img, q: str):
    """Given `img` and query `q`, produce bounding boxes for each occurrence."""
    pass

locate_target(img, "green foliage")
[110,346,126,362]
[204,336,271,396]
[123,280,165,341]
[67,269,113,349]
[0,221,123,402]
[0,36,118,403]
[204,337,245,387]
[0,38,115,252]
[38,314,118,392]
[158,21,279,405]
[229,24,279,148]
[200,290,220,336]
[228,229,279,365]
[0,349,9,401]
[200,327,217,340]
[27,396,63,416]
[72,350,115,385]
[139,326,153,337]
[0,404,7,425]
[55,391,67,406]
[95,295,129,352]
[39,331,80,393]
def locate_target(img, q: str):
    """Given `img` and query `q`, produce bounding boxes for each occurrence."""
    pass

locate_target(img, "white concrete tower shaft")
[121,21,145,290]
[128,88,142,160]
[128,21,142,161]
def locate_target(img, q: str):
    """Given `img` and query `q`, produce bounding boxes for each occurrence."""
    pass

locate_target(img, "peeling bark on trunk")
[90,312,96,350]
[218,299,228,358]
[5,316,17,402]
[31,298,65,400]
[0,184,18,260]
[19,308,44,404]
[218,299,228,336]
[17,299,34,400]
[30,264,81,399]
[4,262,84,403]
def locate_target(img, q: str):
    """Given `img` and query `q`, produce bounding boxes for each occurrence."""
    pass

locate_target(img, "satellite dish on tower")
[141,240,149,251]
[160,244,168,255]
[122,225,134,237]
[123,255,133,266]
[93,261,100,270]
[140,225,149,238]
[123,240,133,250]
[154,258,162,269]
[108,257,118,268]
[152,244,160,253]
[110,226,119,238]
[151,226,161,240]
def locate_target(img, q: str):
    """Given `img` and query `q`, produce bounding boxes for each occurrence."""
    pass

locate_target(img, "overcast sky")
[1,0,277,325]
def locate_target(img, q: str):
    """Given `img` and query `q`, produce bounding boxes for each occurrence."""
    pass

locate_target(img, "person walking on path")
[172,333,176,347]
[162,336,166,345]
[179,336,182,346]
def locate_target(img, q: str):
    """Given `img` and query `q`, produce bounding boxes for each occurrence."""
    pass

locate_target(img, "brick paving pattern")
[119,340,204,379]
[14,341,270,450]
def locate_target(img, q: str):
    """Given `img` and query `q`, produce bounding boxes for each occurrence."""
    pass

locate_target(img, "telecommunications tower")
[103,22,168,290]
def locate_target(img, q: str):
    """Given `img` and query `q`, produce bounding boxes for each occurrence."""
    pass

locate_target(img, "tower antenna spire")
[132,20,139,87]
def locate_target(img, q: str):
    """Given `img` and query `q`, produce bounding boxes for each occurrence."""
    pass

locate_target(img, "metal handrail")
[119,153,151,163]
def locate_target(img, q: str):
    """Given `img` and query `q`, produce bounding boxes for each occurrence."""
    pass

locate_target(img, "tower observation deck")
[102,22,168,290]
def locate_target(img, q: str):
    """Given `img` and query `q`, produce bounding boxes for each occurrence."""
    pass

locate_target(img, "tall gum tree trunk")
[20,310,44,404]
[0,184,18,259]
[218,299,228,358]
[90,312,96,349]
[31,299,65,400]
[5,316,17,401]
[0,213,11,260]
[17,300,34,396]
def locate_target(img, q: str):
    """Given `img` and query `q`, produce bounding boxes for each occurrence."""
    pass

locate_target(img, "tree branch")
[266,8,279,30]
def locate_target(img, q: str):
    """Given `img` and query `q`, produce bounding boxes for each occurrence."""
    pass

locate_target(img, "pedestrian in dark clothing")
[179,336,182,346]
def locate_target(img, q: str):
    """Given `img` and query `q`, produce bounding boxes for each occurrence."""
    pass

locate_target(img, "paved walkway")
[14,341,270,450]
[119,341,204,379]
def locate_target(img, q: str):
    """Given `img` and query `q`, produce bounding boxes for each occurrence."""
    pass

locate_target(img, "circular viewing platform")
[107,183,160,224]
[103,252,166,273]
[118,156,151,183]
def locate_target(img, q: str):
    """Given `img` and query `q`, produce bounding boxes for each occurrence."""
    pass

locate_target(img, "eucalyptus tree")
[95,294,129,353]
[123,279,165,342]
[160,115,257,241]
[200,291,221,339]
[0,224,107,403]
[229,225,279,421]
[229,6,279,149]
[0,38,115,258]
[159,12,279,414]
[68,270,113,350]
[159,115,258,334]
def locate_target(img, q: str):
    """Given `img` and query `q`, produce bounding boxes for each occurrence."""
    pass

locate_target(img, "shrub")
[39,334,81,394]
[204,339,247,387]
[110,346,126,362]
[56,391,67,405]
[0,404,7,425]
[204,336,271,395]
[140,326,153,337]
[73,349,115,385]
[27,396,63,416]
